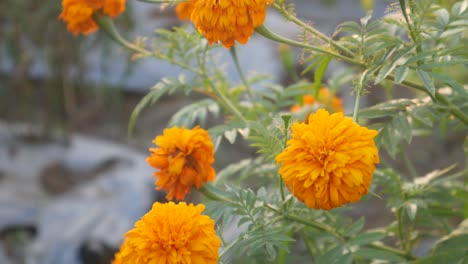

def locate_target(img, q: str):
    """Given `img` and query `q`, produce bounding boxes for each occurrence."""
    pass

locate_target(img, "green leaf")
[393,113,412,143]
[317,245,346,264]
[168,99,219,128]
[416,69,436,97]
[394,65,409,84]
[349,232,386,246]
[128,80,175,136]
[415,250,467,264]
[375,46,414,83]
[431,72,468,96]
[354,248,407,262]
[313,56,331,95]
[344,217,365,237]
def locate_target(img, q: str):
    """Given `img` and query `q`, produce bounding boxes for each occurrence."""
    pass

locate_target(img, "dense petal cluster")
[59,0,126,35]
[146,126,216,200]
[176,0,196,21]
[113,202,220,264]
[191,0,273,48]
[291,87,344,114]
[276,109,379,210]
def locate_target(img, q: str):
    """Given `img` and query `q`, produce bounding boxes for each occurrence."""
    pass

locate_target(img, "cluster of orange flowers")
[59,1,381,261]
[59,0,126,35]
[176,0,273,48]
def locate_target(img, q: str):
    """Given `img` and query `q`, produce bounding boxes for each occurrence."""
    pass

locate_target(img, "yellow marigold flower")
[191,0,273,48]
[276,109,379,210]
[291,87,344,114]
[146,126,216,200]
[176,0,196,21]
[59,0,126,35]
[113,202,221,263]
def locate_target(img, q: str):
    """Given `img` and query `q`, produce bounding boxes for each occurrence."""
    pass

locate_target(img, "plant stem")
[230,46,254,99]
[272,2,355,58]
[352,91,361,122]
[387,75,468,126]
[199,184,236,204]
[256,25,364,66]
[401,148,418,179]
[219,236,242,261]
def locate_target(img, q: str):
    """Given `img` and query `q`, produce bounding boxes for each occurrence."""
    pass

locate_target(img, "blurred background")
[0,0,464,263]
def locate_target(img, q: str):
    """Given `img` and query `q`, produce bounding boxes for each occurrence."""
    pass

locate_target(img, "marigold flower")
[146,126,216,200]
[291,87,344,114]
[59,0,126,35]
[191,0,273,48]
[113,202,221,263]
[176,0,196,21]
[276,109,379,210]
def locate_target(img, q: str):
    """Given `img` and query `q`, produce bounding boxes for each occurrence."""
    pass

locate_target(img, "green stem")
[230,46,254,99]
[386,75,468,126]
[219,236,242,261]
[299,230,317,262]
[199,184,236,204]
[272,2,355,58]
[401,148,418,179]
[255,25,364,66]
[284,213,343,240]
[352,91,361,122]
[397,208,408,253]
[368,243,416,261]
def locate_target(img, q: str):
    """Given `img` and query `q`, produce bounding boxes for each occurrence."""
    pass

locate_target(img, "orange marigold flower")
[59,0,126,35]
[146,126,216,200]
[276,109,379,210]
[191,0,273,48]
[176,0,196,21]
[113,202,221,263]
[291,87,344,114]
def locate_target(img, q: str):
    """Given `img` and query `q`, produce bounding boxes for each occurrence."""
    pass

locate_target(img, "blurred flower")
[113,202,220,263]
[59,0,126,35]
[291,87,344,115]
[276,109,379,210]
[191,0,273,48]
[146,126,216,200]
[176,0,196,21]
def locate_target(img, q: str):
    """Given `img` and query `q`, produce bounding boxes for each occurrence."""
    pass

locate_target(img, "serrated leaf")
[349,232,386,246]
[354,247,406,262]
[375,46,414,83]
[394,65,409,84]
[393,113,412,143]
[168,99,219,128]
[416,69,436,97]
[128,81,173,136]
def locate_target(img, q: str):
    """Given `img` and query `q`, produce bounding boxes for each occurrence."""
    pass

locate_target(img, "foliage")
[95,0,468,263]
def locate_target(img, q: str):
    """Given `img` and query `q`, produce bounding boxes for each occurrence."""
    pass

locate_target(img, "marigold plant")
[59,0,126,35]
[276,109,379,210]
[112,202,220,263]
[146,126,216,200]
[60,0,468,262]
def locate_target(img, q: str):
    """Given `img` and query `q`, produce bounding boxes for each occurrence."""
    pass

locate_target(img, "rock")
[0,125,156,264]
